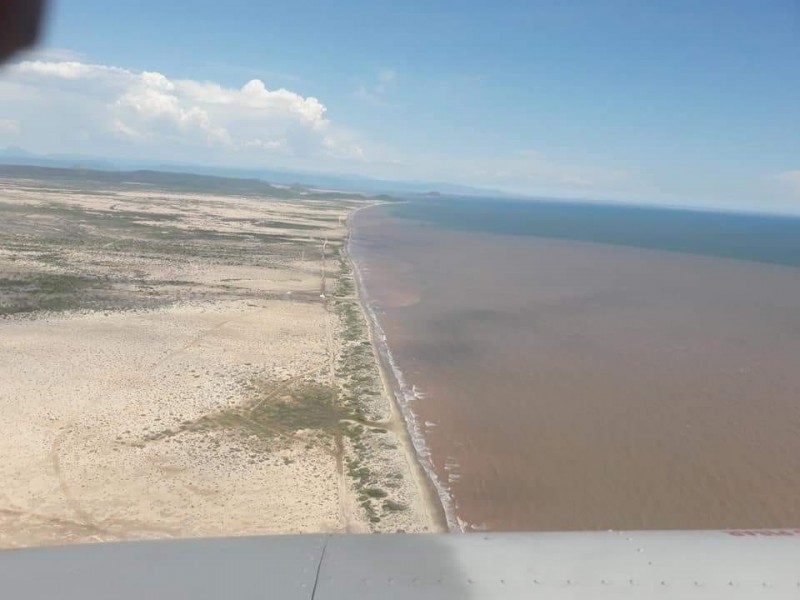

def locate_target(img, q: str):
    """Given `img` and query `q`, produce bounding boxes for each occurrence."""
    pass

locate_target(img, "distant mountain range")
[0,147,516,199]
[0,162,390,202]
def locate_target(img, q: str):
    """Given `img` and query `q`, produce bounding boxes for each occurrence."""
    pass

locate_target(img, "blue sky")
[1,0,798,211]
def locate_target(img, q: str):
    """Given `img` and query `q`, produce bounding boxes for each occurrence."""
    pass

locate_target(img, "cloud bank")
[1,56,790,211]
[0,59,363,163]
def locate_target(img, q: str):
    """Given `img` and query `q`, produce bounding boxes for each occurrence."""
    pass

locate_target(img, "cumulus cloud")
[0,59,364,163]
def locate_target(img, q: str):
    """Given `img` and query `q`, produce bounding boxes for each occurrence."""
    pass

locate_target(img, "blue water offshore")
[390,196,800,268]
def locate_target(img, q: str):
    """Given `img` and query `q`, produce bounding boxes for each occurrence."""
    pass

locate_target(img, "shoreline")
[345,203,453,533]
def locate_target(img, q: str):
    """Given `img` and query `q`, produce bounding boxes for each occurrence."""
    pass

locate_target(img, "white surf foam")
[348,216,462,532]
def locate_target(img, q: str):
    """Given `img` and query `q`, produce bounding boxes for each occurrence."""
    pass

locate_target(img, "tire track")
[49,428,110,537]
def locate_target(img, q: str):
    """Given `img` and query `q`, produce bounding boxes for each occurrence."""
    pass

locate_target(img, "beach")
[0,173,439,549]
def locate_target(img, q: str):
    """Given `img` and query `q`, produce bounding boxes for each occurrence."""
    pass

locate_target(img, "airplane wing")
[2,529,798,599]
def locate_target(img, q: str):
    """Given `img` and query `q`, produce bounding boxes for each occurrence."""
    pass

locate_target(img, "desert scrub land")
[0,166,434,549]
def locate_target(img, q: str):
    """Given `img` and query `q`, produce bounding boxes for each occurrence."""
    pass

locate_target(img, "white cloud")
[0,59,364,163]
[15,60,128,80]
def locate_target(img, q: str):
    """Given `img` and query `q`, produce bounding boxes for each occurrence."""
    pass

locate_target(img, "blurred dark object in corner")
[1,0,46,63]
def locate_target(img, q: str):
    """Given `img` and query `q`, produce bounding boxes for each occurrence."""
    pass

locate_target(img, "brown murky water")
[352,202,800,531]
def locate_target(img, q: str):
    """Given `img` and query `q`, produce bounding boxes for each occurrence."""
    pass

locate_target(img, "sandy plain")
[0,171,439,549]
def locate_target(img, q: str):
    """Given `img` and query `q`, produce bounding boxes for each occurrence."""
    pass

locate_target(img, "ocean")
[351,197,800,532]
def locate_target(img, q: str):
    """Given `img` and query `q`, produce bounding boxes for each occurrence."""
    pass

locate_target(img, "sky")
[0,0,798,212]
